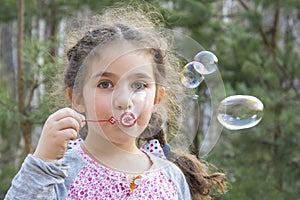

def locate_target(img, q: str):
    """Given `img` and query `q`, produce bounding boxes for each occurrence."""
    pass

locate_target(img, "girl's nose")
[113,88,133,110]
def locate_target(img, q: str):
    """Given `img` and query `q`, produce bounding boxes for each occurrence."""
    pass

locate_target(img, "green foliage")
[0,4,66,196]
[0,165,17,199]
[195,0,300,198]
[0,0,17,22]
[0,85,21,137]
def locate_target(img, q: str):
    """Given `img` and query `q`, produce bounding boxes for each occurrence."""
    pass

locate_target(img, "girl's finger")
[56,117,81,133]
[57,128,78,141]
[49,108,85,128]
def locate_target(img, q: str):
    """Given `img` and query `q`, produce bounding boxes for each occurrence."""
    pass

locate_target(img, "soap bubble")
[217,95,264,130]
[194,51,218,75]
[180,61,205,88]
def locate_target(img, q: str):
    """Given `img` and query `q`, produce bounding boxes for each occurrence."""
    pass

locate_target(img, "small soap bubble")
[180,61,205,88]
[217,95,264,130]
[194,51,218,75]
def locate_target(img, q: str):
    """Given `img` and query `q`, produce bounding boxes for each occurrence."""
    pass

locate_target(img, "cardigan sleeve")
[4,155,69,200]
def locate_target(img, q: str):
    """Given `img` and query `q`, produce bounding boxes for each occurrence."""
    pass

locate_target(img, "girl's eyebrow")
[132,73,154,80]
[93,71,116,79]
[93,71,154,80]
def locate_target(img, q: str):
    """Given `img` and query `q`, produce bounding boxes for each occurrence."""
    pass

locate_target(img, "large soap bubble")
[217,95,264,130]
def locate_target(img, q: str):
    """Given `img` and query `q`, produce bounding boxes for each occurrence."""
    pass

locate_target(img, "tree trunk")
[17,0,32,155]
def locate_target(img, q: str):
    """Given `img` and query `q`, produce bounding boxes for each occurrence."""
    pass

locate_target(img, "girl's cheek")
[93,93,111,117]
[137,117,151,128]
[137,106,153,126]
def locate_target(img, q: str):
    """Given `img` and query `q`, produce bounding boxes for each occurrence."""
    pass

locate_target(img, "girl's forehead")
[88,44,155,79]
[95,41,151,62]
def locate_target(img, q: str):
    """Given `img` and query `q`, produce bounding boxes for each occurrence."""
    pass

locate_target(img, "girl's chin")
[90,124,145,141]
[106,135,137,146]
[102,129,140,143]
[110,124,145,136]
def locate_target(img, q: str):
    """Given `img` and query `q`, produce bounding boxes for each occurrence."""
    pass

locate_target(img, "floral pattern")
[67,147,178,200]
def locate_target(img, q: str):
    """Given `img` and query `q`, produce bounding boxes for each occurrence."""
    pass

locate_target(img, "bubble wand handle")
[83,116,117,125]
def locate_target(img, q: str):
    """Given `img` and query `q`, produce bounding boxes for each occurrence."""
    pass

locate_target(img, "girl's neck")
[83,132,140,155]
[82,132,152,174]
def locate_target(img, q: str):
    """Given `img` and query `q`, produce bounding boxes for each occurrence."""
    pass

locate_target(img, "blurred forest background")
[0,0,300,199]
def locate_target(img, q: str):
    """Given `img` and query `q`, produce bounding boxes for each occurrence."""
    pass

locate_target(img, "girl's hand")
[33,108,86,162]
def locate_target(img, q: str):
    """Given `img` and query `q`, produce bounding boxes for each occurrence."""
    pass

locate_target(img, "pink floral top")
[67,147,179,200]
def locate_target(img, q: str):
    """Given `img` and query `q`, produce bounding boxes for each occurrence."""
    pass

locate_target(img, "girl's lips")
[82,112,136,127]
[119,112,136,127]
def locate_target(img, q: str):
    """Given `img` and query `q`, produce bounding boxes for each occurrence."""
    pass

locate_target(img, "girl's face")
[78,43,159,145]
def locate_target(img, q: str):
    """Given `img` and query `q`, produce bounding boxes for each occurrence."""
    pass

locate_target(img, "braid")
[166,152,226,199]
[67,27,118,61]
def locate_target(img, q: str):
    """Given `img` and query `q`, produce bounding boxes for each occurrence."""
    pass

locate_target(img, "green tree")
[200,0,300,199]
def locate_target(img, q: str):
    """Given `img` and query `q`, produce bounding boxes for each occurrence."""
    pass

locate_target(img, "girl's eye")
[132,82,147,90]
[97,81,113,89]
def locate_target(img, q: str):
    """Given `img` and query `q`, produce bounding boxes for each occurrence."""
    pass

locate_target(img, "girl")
[5,6,226,200]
